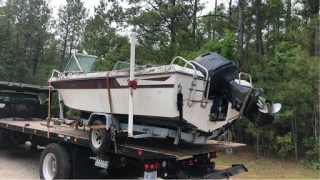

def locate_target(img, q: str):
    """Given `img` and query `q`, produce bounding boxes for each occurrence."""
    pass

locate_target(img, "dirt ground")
[0,144,126,179]
[0,144,40,179]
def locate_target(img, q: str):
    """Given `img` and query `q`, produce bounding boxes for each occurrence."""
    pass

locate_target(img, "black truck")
[0,81,247,179]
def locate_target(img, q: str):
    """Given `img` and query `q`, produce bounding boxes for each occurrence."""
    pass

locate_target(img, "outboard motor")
[194,52,281,127]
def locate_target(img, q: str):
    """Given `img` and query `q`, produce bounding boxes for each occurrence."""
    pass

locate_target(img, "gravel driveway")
[0,144,126,179]
[0,144,40,179]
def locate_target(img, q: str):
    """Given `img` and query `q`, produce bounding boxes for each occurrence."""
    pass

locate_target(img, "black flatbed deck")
[0,118,245,160]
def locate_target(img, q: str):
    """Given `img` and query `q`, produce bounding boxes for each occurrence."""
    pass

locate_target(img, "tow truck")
[0,81,248,179]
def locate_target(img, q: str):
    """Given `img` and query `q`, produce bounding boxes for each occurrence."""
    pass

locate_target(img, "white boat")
[50,52,281,135]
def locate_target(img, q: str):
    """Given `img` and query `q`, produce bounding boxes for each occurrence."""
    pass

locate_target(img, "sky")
[49,0,217,18]
[0,0,5,6]
[48,0,217,35]
[49,0,101,17]
[0,0,217,16]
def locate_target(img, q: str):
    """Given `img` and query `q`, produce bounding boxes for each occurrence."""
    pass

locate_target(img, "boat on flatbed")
[50,53,280,132]
[49,34,281,146]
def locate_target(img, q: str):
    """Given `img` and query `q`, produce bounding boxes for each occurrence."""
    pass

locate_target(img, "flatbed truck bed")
[0,81,248,179]
[0,118,248,179]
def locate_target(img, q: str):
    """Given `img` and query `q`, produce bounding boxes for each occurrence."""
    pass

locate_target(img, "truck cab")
[0,81,49,119]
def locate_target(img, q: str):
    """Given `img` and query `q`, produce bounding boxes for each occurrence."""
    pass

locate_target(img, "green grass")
[213,147,320,179]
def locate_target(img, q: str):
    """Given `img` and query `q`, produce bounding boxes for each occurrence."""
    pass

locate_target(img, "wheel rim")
[91,129,103,148]
[43,153,57,180]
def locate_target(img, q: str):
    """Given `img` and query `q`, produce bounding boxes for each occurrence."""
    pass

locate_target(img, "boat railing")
[238,72,252,87]
[184,61,209,81]
[170,56,197,78]
[171,56,199,107]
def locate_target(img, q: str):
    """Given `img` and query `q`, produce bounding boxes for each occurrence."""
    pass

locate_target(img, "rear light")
[155,162,159,169]
[189,160,193,164]
[150,164,155,170]
[138,150,143,156]
[194,159,198,163]
[182,161,185,165]
[211,151,218,158]
[144,164,149,170]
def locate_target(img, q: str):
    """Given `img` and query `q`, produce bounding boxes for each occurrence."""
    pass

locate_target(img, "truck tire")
[89,119,111,155]
[40,143,71,179]
[0,130,14,148]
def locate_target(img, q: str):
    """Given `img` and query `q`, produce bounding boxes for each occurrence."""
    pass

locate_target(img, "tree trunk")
[208,17,212,40]
[256,2,264,56]
[192,0,198,44]
[256,132,260,159]
[255,0,264,81]
[59,25,70,71]
[285,0,291,32]
[237,0,245,71]
[228,0,232,29]
[292,110,298,163]
[170,0,176,45]
[69,25,76,58]
[262,134,265,157]
[213,0,217,37]
[312,80,319,162]
[310,0,319,56]
[294,111,298,163]
[32,38,41,76]
[235,124,245,143]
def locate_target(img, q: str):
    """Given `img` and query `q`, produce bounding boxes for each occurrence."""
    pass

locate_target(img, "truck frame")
[0,81,248,179]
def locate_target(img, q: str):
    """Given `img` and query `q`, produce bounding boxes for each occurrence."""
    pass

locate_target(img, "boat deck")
[0,118,245,160]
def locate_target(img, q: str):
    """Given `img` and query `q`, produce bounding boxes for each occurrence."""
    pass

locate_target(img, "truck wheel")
[89,120,111,155]
[40,143,71,179]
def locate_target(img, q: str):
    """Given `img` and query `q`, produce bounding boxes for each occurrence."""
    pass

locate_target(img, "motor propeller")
[244,91,281,127]
[256,97,282,114]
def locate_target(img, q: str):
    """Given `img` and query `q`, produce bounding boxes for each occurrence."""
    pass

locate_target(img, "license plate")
[94,159,109,169]
[144,171,157,179]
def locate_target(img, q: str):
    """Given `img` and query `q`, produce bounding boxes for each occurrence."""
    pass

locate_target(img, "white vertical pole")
[128,32,136,137]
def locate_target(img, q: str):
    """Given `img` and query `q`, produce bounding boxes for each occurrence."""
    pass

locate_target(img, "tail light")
[214,151,219,157]
[211,151,218,158]
[145,162,160,170]
[194,159,198,163]
[155,162,159,169]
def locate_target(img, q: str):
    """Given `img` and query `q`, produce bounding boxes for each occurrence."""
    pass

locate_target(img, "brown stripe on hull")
[140,76,171,81]
[51,78,174,89]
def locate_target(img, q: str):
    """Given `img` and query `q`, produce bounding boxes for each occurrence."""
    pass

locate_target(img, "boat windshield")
[64,53,98,72]
[112,61,131,70]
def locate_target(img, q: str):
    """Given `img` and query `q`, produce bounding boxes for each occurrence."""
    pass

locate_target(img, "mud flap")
[202,164,248,179]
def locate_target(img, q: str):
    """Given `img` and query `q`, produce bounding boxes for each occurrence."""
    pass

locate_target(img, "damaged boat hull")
[51,65,241,133]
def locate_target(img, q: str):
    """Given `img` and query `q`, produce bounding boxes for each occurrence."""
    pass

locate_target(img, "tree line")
[0,0,318,168]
